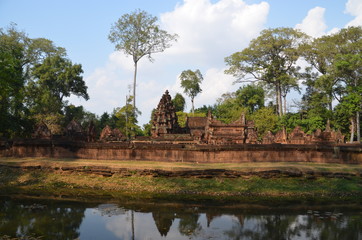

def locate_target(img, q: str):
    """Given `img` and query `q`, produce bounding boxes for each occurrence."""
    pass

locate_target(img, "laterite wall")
[0,140,361,164]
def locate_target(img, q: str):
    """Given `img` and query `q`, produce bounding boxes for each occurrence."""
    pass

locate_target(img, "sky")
[1,0,361,126]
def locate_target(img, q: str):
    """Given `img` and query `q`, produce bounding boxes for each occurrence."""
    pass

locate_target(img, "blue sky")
[1,0,361,125]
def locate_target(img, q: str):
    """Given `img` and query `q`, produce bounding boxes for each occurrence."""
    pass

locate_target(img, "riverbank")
[0,158,361,204]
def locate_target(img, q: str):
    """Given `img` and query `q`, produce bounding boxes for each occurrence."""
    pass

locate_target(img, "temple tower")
[151,90,180,137]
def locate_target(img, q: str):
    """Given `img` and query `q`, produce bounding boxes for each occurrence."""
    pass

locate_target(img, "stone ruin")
[65,120,85,141]
[29,90,345,145]
[151,90,258,144]
[32,121,52,139]
[261,122,345,145]
[151,90,345,145]
[151,90,182,137]
[99,125,124,142]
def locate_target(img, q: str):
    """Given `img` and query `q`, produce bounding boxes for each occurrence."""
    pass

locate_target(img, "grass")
[1,157,361,173]
[0,157,361,204]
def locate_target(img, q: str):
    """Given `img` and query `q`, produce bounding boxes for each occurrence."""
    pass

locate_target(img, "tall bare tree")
[109,9,178,111]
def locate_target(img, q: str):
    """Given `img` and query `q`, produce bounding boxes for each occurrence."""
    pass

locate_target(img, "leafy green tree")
[0,24,85,137]
[172,93,186,112]
[64,105,97,128]
[251,107,279,139]
[235,84,265,113]
[32,55,88,103]
[225,27,308,116]
[331,27,362,142]
[214,92,248,124]
[180,69,203,114]
[108,9,178,111]
[176,112,206,128]
[114,96,141,139]
[0,28,25,137]
[195,105,216,115]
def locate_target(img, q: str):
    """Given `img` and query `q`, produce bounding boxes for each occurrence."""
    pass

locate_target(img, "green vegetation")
[108,9,178,111]
[0,158,361,203]
[1,21,361,142]
[180,69,203,114]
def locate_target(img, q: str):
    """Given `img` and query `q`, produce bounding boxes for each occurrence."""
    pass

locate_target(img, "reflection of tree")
[0,198,86,239]
[178,213,201,236]
[223,213,362,240]
[152,211,175,237]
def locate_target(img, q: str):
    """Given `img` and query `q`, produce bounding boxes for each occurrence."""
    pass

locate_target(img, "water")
[0,196,361,240]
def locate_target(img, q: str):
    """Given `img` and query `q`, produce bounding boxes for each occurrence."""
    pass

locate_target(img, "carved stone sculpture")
[151,90,181,137]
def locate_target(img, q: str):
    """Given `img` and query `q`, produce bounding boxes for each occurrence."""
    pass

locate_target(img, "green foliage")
[109,9,178,109]
[142,123,152,136]
[108,9,178,63]
[213,92,248,124]
[235,84,265,113]
[195,105,216,115]
[176,112,206,128]
[180,69,203,114]
[64,105,97,128]
[114,96,141,139]
[225,27,308,116]
[250,107,279,138]
[172,93,186,112]
[0,24,89,138]
[32,55,88,101]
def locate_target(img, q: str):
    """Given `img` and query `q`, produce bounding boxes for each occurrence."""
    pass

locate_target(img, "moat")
[1,196,361,240]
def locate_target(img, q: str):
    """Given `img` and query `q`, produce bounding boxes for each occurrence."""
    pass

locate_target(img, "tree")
[172,93,186,112]
[108,9,178,111]
[180,69,203,114]
[32,55,88,103]
[225,27,308,116]
[251,107,279,139]
[301,34,339,111]
[0,24,82,137]
[0,29,25,137]
[235,84,265,113]
[333,53,361,142]
[214,92,248,124]
[114,96,141,139]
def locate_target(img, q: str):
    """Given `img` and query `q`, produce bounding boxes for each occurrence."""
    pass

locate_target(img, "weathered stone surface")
[151,90,181,137]
[32,121,52,139]
[2,139,361,164]
[99,125,124,142]
[87,121,96,142]
[65,120,85,141]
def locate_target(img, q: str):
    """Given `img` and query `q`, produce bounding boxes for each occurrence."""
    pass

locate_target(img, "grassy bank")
[0,158,361,204]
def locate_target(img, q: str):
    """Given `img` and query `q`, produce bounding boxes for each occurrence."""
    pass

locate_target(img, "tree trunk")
[191,97,194,115]
[133,61,138,111]
[283,94,287,115]
[357,111,360,142]
[276,83,283,116]
[328,95,333,112]
[350,117,355,143]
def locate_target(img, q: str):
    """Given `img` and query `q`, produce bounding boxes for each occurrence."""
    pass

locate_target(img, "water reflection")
[0,196,361,240]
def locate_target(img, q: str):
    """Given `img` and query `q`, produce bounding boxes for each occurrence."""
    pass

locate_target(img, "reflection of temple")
[152,211,175,237]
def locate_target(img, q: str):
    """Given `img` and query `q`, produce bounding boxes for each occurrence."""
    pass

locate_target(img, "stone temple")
[149,90,345,145]
[151,90,259,144]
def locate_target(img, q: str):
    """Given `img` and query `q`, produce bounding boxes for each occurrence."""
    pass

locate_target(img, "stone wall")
[0,139,361,164]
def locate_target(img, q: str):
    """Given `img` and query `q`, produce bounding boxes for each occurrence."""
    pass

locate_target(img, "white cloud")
[161,0,269,66]
[73,0,270,125]
[345,0,362,27]
[295,7,327,37]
